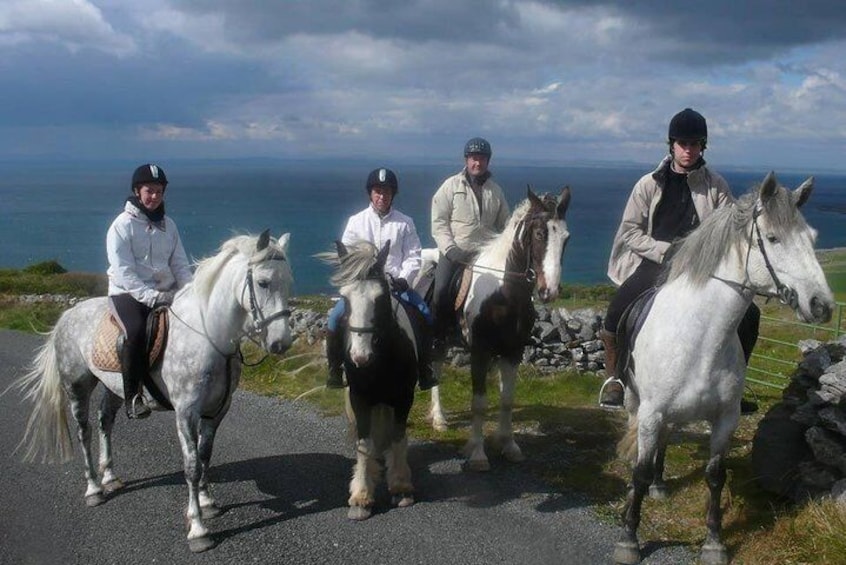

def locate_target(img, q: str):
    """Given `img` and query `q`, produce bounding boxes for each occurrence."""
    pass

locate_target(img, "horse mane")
[477,197,534,265]
[316,241,381,287]
[193,234,289,303]
[664,181,804,286]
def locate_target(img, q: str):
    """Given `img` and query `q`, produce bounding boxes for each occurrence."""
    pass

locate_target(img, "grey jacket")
[431,169,510,256]
[607,155,733,286]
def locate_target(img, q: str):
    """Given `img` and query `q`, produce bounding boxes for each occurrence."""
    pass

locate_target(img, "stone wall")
[290,303,610,374]
[752,336,846,506]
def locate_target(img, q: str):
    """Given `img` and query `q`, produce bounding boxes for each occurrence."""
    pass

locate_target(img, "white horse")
[13,231,294,553]
[613,173,834,565]
[428,187,571,471]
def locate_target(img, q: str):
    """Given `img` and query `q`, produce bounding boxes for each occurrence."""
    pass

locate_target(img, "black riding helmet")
[464,137,492,158]
[668,108,707,148]
[366,167,398,195]
[131,163,168,190]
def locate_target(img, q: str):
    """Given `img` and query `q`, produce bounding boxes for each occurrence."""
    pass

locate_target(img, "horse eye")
[257,280,270,289]
[766,235,778,244]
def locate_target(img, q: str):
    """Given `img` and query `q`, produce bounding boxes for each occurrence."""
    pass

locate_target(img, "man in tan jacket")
[430,137,510,356]
[599,108,759,413]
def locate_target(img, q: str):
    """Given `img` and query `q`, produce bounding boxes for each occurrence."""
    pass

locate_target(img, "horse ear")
[257,229,271,251]
[557,186,571,218]
[527,186,543,208]
[376,239,391,269]
[759,171,779,203]
[277,233,291,252]
[793,177,814,208]
[335,240,348,258]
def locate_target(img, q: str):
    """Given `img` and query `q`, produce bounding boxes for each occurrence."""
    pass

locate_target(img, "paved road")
[0,330,693,564]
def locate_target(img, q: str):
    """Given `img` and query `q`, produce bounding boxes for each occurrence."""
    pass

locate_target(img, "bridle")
[712,204,798,309]
[346,275,391,336]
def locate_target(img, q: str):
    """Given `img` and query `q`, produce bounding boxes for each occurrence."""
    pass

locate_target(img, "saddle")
[616,286,659,383]
[91,307,169,373]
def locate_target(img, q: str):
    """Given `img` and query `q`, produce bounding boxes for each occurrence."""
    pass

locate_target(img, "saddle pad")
[90,309,168,373]
[453,267,473,312]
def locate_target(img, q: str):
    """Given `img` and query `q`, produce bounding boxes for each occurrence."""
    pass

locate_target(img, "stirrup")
[598,377,625,409]
[127,394,151,419]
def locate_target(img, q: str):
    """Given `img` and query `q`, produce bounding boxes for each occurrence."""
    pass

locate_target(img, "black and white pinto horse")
[321,240,419,520]
[612,173,834,565]
[14,231,294,552]
[428,187,571,471]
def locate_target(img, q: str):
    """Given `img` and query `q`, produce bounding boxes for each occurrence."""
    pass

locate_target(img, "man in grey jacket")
[430,137,510,357]
[599,109,759,413]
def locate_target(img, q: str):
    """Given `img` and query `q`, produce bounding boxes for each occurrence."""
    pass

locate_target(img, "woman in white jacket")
[106,163,192,419]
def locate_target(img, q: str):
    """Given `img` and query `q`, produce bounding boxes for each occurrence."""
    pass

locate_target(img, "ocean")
[2,159,845,296]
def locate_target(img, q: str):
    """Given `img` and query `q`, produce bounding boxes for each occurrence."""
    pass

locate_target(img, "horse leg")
[495,358,524,463]
[463,350,491,472]
[174,410,215,553]
[699,418,736,565]
[97,389,124,494]
[68,381,106,507]
[426,362,448,431]
[348,437,379,520]
[614,415,661,565]
[197,417,223,519]
[386,402,414,508]
[649,430,670,500]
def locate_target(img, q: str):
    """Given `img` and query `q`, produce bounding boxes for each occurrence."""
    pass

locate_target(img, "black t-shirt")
[652,166,700,243]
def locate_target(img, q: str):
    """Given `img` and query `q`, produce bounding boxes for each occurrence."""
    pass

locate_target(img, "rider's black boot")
[120,345,151,419]
[598,329,624,409]
[417,325,438,391]
[325,329,346,389]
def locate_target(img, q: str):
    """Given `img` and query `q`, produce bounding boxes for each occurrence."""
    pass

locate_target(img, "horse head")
[240,229,295,354]
[520,186,571,302]
[334,239,392,368]
[747,172,834,324]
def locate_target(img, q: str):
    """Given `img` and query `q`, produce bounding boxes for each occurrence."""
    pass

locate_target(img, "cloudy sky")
[3,0,846,171]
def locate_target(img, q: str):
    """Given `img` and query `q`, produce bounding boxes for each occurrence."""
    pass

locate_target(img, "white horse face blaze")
[539,218,569,302]
[342,279,383,367]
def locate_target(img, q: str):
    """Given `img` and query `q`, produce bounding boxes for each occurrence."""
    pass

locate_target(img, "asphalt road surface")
[0,330,694,564]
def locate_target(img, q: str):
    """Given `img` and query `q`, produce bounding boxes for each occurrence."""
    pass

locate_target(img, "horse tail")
[616,413,639,463]
[14,330,73,463]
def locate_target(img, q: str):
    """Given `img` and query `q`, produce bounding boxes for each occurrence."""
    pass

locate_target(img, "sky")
[2,0,846,172]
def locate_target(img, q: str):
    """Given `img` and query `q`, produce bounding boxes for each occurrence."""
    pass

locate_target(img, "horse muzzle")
[807,295,834,325]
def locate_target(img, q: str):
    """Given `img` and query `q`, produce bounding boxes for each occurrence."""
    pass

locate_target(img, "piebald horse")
[428,187,571,471]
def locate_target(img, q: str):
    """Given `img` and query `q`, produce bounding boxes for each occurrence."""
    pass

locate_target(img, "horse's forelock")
[760,181,806,238]
[325,241,381,288]
[194,233,287,303]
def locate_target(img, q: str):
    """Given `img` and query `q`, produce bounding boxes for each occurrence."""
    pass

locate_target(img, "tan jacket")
[431,170,510,255]
[607,156,733,286]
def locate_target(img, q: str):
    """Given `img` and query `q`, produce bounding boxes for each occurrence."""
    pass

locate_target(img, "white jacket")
[341,205,422,283]
[106,200,193,307]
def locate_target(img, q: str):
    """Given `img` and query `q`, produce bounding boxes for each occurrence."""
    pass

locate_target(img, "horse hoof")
[648,484,668,500]
[347,505,372,521]
[85,493,107,507]
[465,459,491,472]
[612,540,641,564]
[201,503,222,519]
[392,494,415,508]
[188,536,216,553]
[502,445,525,463]
[700,541,728,565]
[102,479,124,493]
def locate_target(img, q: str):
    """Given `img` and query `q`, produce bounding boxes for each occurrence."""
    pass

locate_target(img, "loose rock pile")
[752,335,846,506]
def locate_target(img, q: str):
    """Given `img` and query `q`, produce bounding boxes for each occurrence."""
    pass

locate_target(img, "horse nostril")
[811,296,833,324]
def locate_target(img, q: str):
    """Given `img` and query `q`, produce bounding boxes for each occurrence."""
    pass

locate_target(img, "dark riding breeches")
[431,252,462,339]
